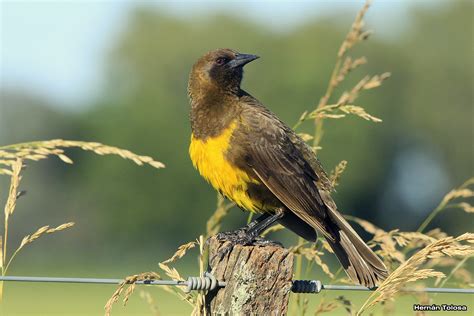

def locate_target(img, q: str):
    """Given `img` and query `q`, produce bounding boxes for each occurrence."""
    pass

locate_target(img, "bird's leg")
[214,212,270,245]
[246,212,270,230]
[247,208,284,238]
[214,208,285,259]
[213,209,285,260]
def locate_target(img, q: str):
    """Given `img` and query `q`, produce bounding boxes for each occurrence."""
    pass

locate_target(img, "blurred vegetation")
[0,0,472,274]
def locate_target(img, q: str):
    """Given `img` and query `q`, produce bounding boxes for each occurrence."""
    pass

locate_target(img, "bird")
[187,48,388,288]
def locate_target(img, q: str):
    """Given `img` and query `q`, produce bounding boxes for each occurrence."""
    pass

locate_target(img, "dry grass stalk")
[453,267,472,284]
[0,139,164,303]
[104,272,161,316]
[346,215,384,235]
[425,252,470,288]
[17,223,75,252]
[338,0,372,58]
[106,236,207,315]
[435,256,472,287]
[339,105,382,122]
[426,256,459,269]
[290,244,334,278]
[0,237,2,271]
[292,111,309,130]
[0,160,14,176]
[157,239,201,306]
[348,215,441,268]
[417,177,474,233]
[160,241,196,265]
[334,57,367,86]
[2,159,23,282]
[454,202,474,213]
[3,222,75,285]
[0,159,15,166]
[158,239,198,282]
[310,104,381,122]
[0,158,77,301]
[314,298,339,315]
[329,160,348,188]
[357,233,474,315]
[393,232,436,248]
[206,194,234,238]
[337,277,354,285]
[371,229,405,264]
[307,0,388,152]
[0,139,165,169]
[301,297,310,316]
[336,295,356,316]
[310,72,390,124]
[158,263,185,282]
[192,235,206,316]
[0,169,12,176]
[297,133,314,142]
[426,228,448,240]
[3,159,22,219]
[444,187,474,202]
[139,290,160,316]
[350,215,465,296]
[321,240,333,254]
[261,223,285,237]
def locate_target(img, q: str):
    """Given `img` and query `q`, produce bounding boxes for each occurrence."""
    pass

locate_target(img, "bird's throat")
[190,93,238,140]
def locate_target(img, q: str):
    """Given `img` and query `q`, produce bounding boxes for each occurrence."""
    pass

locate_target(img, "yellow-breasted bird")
[188,48,388,288]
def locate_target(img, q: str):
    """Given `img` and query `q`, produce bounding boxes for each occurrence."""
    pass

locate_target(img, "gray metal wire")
[291,280,474,294]
[324,284,474,294]
[0,275,472,294]
[0,275,182,286]
[0,275,226,291]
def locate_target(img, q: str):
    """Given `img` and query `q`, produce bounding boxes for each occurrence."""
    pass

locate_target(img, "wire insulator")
[292,280,322,293]
[185,272,218,292]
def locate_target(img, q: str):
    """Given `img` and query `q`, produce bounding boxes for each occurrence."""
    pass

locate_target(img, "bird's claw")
[215,228,254,245]
[211,229,283,261]
[251,237,283,247]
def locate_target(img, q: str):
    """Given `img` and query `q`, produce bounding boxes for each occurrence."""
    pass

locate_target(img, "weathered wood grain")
[205,237,294,315]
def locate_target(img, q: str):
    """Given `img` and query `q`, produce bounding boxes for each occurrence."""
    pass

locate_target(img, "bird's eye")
[215,57,227,65]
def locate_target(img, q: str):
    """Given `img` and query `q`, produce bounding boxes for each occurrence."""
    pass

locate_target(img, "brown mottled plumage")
[188,48,388,288]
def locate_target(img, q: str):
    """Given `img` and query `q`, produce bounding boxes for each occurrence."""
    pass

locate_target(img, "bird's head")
[188,48,259,100]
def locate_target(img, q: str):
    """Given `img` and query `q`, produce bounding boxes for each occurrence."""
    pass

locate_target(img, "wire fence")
[1,275,473,294]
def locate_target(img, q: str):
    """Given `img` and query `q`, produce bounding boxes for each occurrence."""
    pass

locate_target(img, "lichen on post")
[205,236,294,315]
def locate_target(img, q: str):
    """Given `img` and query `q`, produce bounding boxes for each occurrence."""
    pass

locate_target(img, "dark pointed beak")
[228,53,260,68]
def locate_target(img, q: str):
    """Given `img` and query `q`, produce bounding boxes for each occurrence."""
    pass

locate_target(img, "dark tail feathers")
[325,209,388,288]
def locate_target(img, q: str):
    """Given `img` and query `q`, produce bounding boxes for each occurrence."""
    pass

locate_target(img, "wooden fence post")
[205,237,294,315]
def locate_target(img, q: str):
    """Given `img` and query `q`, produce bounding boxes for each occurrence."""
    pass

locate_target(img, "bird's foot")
[211,229,282,260]
[252,236,282,247]
[215,228,254,245]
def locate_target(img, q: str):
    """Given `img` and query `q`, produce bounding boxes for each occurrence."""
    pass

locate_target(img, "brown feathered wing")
[243,111,388,287]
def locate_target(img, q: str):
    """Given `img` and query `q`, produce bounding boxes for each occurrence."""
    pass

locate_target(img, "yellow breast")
[189,122,261,212]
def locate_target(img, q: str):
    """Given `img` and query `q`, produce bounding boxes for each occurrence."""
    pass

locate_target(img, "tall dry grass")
[358,233,474,315]
[0,140,164,301]
[291,0,391,313]
[104,235,207,316]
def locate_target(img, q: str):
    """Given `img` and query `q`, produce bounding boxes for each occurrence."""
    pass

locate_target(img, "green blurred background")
[1,0,472,315]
